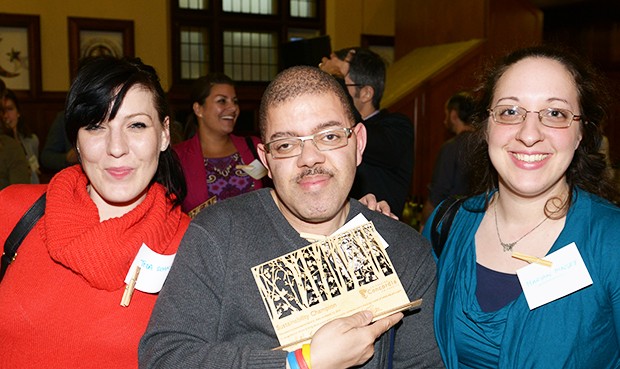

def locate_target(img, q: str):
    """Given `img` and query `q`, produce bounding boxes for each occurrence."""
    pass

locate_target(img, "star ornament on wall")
[7,48,21,63]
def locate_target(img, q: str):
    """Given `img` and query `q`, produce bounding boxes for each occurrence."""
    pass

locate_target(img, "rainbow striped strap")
[295,349,309,369]
[287,351,301,369]
[301,344,312,369]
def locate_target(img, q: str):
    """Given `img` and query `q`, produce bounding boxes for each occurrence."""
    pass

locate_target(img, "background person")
[0,131,30,189]
[421,91,476,226]
[321,47,414,218]
[423,45,620,368]
[3,89,41,183]
[0,79,30,189]
[40,110,79,172]
[174,73,266,215]
[0,56,190,368]
[139,66,443,369]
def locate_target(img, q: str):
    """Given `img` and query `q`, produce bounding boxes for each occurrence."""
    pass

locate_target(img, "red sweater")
[0,166,190,368]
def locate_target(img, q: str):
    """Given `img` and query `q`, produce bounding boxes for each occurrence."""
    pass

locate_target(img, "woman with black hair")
[0,56,190,368]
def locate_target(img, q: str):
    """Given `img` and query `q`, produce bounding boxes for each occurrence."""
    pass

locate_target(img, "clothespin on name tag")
[120,266,141,307]
[237,159,268,180]
[512,251,553,267]
[120,243,177,307]
[516,242,593,310]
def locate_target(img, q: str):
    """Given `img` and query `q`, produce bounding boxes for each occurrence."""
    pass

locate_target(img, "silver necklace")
[494,201,548,252]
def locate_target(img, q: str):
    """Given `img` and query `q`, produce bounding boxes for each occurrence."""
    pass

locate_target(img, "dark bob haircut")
[64,56,186,205]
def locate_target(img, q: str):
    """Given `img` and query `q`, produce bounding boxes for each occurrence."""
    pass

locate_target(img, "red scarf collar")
[41,165,187,291]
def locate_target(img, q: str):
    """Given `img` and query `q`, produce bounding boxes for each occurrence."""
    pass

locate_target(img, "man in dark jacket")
[321,48,414,218]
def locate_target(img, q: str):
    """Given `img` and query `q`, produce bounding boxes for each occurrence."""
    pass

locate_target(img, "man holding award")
[139,66,443,369]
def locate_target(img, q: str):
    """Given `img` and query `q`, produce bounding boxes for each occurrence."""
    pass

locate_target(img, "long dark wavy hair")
[184,73,236,138]
[466,45,618,211]
[65,56,186,205]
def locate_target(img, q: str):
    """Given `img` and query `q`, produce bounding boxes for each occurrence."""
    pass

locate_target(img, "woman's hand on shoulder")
[359,193,398,220]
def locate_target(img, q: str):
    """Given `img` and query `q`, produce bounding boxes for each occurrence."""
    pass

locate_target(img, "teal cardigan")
[423,188,620,368]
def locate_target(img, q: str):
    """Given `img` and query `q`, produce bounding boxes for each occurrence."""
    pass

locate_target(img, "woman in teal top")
[423,45,620,368]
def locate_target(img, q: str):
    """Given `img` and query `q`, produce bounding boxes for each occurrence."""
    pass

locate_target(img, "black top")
[428,131,473,206]
[350,109,414,218]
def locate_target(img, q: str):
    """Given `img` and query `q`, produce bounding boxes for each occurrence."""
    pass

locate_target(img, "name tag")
[28,154,40,172]
[517,242,592,310]
[124,243,176,293]
[238,159,268,180]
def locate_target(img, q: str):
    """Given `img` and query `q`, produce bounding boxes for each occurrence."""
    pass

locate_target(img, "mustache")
[295,167,334,182]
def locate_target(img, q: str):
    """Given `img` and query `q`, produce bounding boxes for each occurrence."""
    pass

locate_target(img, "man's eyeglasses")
[488,105,581,128]
[345,83,363,87]
[264,127,353,159]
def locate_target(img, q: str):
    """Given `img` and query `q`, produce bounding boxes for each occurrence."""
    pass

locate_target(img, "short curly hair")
[258,66,356,142]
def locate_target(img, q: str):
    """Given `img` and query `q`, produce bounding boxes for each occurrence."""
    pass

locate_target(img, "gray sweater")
[139,188,443,368]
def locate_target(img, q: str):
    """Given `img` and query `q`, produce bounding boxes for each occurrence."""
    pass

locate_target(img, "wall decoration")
[68,17,134,79]
[0,13,41,95]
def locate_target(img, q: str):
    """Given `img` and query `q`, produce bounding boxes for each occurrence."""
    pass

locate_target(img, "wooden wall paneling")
[389,84,426,199]
[543,3,620,167]
[394,0,486,59]
[388,47,484,201]
[487,0,543,58]
[17,92,66,151]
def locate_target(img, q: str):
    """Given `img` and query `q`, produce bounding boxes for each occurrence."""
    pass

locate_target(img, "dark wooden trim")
[360,34,394,48]
[67,17,134,80]
[0,13,42,98]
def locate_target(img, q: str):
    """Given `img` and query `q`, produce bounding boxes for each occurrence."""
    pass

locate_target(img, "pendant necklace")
[494,200,548,252]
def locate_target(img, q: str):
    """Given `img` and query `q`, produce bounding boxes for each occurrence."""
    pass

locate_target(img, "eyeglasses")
[264,127,353,159]
[345,83,363,87]
[488,105,581,128]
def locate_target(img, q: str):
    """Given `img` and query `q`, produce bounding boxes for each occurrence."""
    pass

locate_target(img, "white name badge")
[298,214,390,248]
[28,155,40,173]
[239,159,268,180]
[124,243,176,293]
[517,242,592,310]
[335,213,389,249]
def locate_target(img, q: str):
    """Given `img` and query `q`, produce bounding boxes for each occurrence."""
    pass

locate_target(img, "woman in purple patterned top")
[174,74,266,215]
